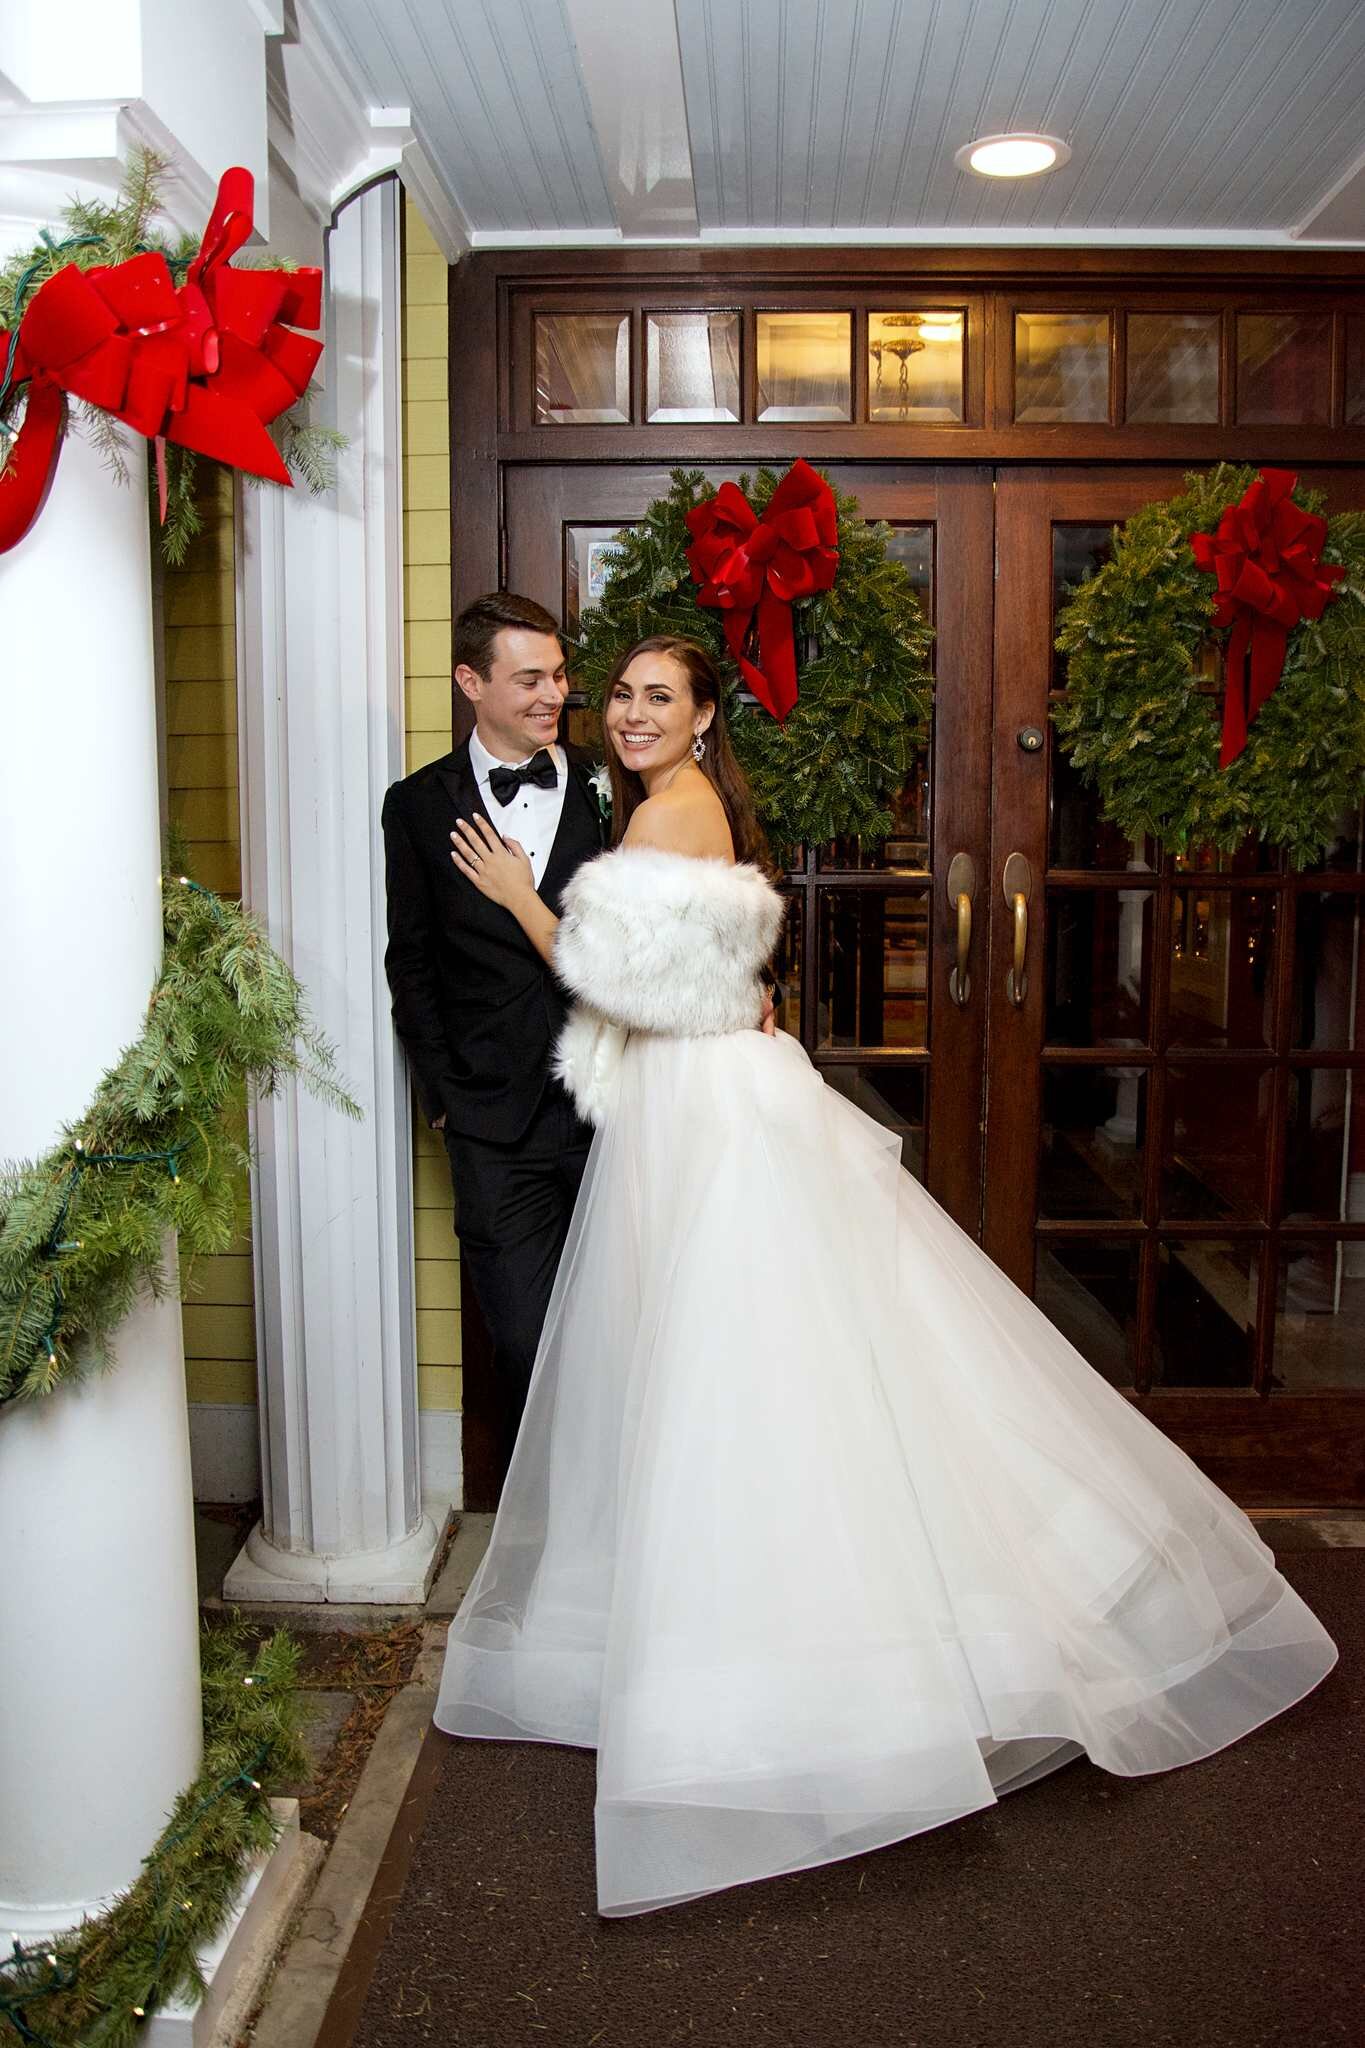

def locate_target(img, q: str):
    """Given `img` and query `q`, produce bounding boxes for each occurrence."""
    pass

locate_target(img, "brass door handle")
[945,853,976,1006]
[1003,852,1031,1007]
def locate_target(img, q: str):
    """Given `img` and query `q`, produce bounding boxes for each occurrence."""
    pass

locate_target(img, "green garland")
[0,148,345,566]
[0,1622,305,2047]
[573,467,935,859]
[0,865,358,1409]
[1053,463,1365,867]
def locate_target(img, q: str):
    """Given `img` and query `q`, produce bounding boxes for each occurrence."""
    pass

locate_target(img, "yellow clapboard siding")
[164,570,237,629]
[404,454,450,511]
[407,730,451,772]
[414,1148,451,1211]
[405,400,450,456]
[405,619,452,675]
[404,568,450,623]
[188,1254,255,1306]
[166,733,240,790]
[414,1207,458,1259]
[406,675,454,730]
[175,789,240,843]
[165,680,238,737]
[177,522,235,575]
[404,510,451,565]
[165,624,237,683]
[182,1302,257,1360]
[403,305,447,359]
[415,1258,460,1310]
[186,1358,258,1405]
[162,476,258,1404]
[404,252,448,307]
[403,358,448,406]
[406,204,443,258]
[416,1307,461,1365]
[418,1364,462,1411]
[405,194,456,1409]
[183,842,241,896]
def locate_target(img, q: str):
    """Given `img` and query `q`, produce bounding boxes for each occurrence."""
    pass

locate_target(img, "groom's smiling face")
[456,627,570,763]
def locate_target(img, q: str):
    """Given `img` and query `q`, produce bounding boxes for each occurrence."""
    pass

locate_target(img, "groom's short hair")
[455,592,562,679]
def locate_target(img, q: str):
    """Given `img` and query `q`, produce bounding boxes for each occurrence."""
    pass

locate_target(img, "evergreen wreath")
[0,1622,304,2047]
[0,148,344,566]
[0,860,358,1410]
[1053,464,1365,868]
[572,467,935,860]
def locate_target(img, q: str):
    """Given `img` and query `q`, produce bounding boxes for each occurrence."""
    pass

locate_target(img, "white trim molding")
[227,174,451,1605]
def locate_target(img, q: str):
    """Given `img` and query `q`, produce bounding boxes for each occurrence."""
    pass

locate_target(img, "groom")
[382,592,606,1480]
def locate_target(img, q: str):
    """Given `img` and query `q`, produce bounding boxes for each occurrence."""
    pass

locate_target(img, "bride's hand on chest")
[450,813,536,908]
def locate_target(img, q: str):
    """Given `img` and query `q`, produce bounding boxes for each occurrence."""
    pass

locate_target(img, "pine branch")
[0,863,360,1410]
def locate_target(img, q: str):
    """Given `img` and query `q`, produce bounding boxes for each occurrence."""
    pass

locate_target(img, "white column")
[0,425,202,1934]
[225,175,447,1605]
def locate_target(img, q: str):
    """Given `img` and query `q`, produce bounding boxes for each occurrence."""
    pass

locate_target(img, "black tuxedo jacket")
[382,738,606,1143]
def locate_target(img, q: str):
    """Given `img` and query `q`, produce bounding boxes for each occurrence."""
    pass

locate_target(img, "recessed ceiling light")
[955,134,1070,179]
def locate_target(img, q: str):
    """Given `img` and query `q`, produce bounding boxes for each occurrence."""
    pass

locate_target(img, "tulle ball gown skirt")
[434,1028,1338,1917]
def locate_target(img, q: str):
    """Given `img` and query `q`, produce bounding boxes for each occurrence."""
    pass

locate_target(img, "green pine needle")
[0,860,360,1410]
[1053,464,1365,866]
[0,1622,305,2046]
[572,466,934,861]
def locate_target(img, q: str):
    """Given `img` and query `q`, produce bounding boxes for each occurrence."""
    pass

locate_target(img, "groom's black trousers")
[443,1079,593,1463]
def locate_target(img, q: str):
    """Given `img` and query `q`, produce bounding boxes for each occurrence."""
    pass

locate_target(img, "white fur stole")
[552,847,783,1124]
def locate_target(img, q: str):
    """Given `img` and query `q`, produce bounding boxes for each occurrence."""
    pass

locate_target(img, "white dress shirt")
[468,727,568,890]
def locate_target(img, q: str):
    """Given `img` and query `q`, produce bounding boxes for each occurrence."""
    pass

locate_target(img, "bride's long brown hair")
[602,637,771,871]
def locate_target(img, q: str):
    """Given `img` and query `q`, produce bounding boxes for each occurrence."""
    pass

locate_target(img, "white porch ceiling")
[308,0,1365,250]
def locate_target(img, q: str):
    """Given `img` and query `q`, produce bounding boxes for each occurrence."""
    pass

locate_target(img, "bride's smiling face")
[605,650,712,775]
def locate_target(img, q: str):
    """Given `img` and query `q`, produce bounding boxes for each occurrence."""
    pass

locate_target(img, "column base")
[222,1500,453,1605]
[145,1800,311,2047]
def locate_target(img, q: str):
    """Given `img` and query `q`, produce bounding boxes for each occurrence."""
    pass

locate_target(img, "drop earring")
[692,732,706,763]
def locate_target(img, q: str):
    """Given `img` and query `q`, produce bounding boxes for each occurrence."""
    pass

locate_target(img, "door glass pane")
[1152,1240,1258,1388]
[1236,313,1331,426]
[1126,313,1220,423]
[1161,1065,1272,1220]
[535,313,630,424]
[772,892,804,1037]
[1051,525,1114,687]
[756,311,852,421]
[824,518,934,872]
[821,1063,925,1181]
[1050,745,1155,870]
[868,311,964,422]
[1168,887,1277,1049]
[1305,796,1364,875]
[565,524,632,635]
[1294,890,1364,1049]
[1347,318,1365,427]
[1015,313,1110,423]
[1035,1238,1141,1388]
[1283,1068,1363,1224]
[1273,1242,1365,1388]
[883,523,934,607]
[824,748,931,874]
[1039,1067,1146,1219]
[817,891,929,1048]
[645,312,740,422]
[1045,888,1153,1047]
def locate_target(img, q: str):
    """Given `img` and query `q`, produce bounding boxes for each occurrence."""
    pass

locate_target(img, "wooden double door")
[503,461,1365,1508]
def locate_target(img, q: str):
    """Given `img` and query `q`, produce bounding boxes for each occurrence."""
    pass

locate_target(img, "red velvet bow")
[684,458,839,721]
[1190,468,1345,769]
[0,167,323,555]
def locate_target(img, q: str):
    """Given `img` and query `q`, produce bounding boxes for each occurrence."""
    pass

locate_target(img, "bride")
[435,633,1338,1919]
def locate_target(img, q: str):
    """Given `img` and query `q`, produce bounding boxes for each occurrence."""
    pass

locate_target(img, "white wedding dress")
[433,847,1338,1918]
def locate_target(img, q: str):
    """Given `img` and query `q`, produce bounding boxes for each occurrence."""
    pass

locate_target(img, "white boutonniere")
[589,763,613,823]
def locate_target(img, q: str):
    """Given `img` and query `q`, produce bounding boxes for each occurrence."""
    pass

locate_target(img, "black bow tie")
[487,749,558,806]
